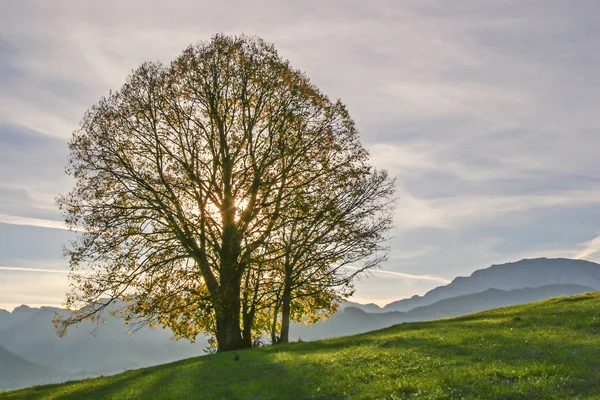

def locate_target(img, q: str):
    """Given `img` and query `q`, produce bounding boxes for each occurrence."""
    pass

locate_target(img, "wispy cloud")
[344,266,450,284]
[371,269,451,284]
[392,190,600,232]
[0,268,69,311]
[0,266,69,274]
[0,214,73,231]
[573,233,600,260]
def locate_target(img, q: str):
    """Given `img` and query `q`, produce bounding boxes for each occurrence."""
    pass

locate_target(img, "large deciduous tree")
[57,34,395,352]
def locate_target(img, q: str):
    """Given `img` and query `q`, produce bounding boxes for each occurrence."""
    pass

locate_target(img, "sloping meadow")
[4,292,600,399]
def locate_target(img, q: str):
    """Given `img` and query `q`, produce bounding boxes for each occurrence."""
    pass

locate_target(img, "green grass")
[3,293,600,399]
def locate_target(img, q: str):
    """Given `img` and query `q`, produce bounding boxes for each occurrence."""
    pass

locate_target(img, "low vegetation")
[3,293,599,399]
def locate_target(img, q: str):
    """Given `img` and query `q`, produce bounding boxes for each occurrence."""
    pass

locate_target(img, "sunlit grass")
[3,293,600,399]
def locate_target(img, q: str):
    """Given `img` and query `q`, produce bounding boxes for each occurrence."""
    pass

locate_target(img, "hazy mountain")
[0,309,11,331]
[0,344,68,391]
[0,304,208,391]
[398,284,596,322]
[290,306,389,341]
[382,258,600,312]
[290,283,597,341]
[0,305,37,331]
[339,301,383,313]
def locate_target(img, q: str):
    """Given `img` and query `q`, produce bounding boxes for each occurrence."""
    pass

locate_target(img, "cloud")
[349,271,443,307]
[0,268,69,311]
[573,233,600,260]
[0,266,69,274]
[343,265,450,284]
[391,189,600,232]
[0,214,72,231]
[369,269,450,284]
[1,0,599,307]
[0,125,72,223]
[388,246,436,262]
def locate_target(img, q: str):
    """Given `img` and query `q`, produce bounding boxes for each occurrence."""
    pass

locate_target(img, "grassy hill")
[3,292,600,399]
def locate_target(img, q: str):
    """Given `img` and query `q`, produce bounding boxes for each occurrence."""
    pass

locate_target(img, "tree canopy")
[57,34,395,351]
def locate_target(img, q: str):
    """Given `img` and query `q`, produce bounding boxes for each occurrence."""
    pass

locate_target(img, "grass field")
[2,292,600,399]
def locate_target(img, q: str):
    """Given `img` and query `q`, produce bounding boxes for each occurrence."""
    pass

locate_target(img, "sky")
[1,0,600,311]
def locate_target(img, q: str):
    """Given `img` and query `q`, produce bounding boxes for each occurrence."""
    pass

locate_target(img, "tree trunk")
[241,308,254,348]
[214,180,247,351]
[271,301,280,344]
[214,273,246,352]
[214,303,245,351]
[279,286,292,343]
[215,313,244,352]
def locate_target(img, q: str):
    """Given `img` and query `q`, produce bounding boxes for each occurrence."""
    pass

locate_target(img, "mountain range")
[291,282,596,341]
[346,258,600,313]
[0,344,66,391]
[1,257,599,391]
[0,304,208,391]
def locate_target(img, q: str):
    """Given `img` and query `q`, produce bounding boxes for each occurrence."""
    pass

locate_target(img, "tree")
[57,34,395,352]
[266,168,394,343]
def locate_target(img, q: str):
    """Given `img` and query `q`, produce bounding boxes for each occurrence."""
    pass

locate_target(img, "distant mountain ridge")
[394,283,596,321]
[381,258,600,312]
[0,303,208,391]
[0,344,65,391]
[293,283,597,340]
